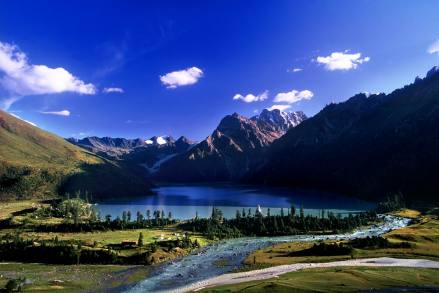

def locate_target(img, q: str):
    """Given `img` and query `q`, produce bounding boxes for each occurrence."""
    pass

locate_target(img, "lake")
[96,184,374,220]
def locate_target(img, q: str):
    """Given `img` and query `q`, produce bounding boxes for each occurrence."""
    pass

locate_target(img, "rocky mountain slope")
[67,136,147,158]
[248,66,439,203]
[0,111,153,200]
[68,135,195,174]
[155,109,307,181]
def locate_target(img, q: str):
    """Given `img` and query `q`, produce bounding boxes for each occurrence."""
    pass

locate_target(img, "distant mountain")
[248,66,439,203]
[156,110,307,181]
[123,136,195,173]
[68,134,195,175]
[67,136,146,158]
[0,111,153,200]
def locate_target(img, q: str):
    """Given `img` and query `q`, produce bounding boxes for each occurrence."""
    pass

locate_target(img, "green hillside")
[0,110,152,200]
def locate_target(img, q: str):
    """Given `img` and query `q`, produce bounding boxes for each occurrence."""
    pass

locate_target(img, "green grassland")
[201,267,439,293]
[0,263,149,293]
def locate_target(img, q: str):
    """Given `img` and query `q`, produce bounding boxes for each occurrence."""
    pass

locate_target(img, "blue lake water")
[96,184,374,220]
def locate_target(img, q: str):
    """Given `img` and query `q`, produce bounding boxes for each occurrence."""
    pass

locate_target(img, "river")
[125,215,410,293]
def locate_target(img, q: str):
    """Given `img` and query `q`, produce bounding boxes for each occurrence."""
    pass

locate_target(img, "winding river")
[126,215,410,293]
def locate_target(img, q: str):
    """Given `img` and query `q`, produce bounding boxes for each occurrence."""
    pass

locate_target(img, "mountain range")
[156,109,307,181]
[68,109,306,181]
[2,66,439,203]
[248,66,439,203]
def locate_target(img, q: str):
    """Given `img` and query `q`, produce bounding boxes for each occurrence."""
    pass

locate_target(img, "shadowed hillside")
[248,67,439,204]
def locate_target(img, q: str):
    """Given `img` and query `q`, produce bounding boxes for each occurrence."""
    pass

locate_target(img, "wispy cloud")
[428,39,439,55]
[316,51,370,71]
[125,119,149,124]
[233,90,268,103]
[288,68,303,73]
[266,104,291,112]
[0,41,96,110]
[103,87,124,93]
[40,109,70,116]
[9,113,37,126]
[71,131,92,138]
[160,67,203,88]
[274,89,313,104]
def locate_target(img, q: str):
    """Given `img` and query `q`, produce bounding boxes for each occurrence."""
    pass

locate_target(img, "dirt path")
[184,257,439,292]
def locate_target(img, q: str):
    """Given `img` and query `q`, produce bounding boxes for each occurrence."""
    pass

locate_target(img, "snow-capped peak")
[156,136,167,145]
[252,108,307,132]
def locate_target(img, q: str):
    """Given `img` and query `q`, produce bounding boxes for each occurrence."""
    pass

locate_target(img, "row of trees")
[180,205,379,239]
[30,197,177,232]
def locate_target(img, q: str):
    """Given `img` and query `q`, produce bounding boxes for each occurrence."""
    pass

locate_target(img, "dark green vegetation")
[249,69,439,203]
[0,199,202,266]
[0,110,152,200]
[287,236,411,257]
[201,267,439,293]
[179,205,378,239]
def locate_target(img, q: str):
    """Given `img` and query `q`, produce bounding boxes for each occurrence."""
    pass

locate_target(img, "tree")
[267,208,271,217]
[122,211,127,224]
[300,204,304,218]
[127,211,131,222]
[280,208,284,217]
[211,207,223,222]
[235,210,241,220]
[138,232,144,246]
[291,205,296,217]
[242,208,246,217]
[146,210,151,220]
[168,211,172,220]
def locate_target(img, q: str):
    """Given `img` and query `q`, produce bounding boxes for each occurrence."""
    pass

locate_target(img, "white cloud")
[233,90,268,103]
[103,87,124,93]
[160,67,203,88]
[40,110,70,116]
[274,89,313,104]
[428,39,439,55]
[9,113,37,126]
[316,51,370,71]
[288,68,303,73]
[266,104,291,112]
[0,41,96,110]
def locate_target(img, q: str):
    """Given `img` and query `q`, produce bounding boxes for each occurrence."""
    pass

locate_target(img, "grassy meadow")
[201,266,439,292]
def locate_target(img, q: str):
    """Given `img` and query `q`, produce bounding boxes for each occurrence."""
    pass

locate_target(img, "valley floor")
[1,204,438,293]
[196,209,439,292]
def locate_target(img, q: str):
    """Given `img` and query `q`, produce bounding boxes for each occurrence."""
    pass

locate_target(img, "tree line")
[179,205,379,239]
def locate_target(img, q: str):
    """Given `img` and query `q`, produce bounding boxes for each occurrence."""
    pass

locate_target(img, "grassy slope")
[0,110,152,199]
[202,267,439,293]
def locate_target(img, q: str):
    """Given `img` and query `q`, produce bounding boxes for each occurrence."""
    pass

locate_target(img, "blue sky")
[0,0,438,140]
